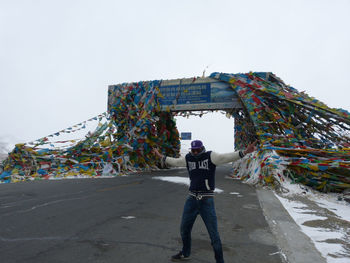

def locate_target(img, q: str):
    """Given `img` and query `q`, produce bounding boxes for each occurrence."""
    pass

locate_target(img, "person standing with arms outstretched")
[153,140,257,263]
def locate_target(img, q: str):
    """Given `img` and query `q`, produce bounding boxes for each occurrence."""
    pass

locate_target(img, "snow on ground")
[121,216,136,219]
[228,151,350,262]
[229,192,243,197]
[275,179,350,263]
[152,176,224,193]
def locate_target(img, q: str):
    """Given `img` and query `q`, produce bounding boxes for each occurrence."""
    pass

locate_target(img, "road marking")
[153,176,224,193]
[0,196,89,218]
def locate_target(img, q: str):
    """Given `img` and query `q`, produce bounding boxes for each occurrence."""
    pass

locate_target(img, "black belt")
[189,191,214,200]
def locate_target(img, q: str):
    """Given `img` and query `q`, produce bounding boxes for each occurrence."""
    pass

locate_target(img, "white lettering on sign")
[198,159,209,170]
[188,161,196,171]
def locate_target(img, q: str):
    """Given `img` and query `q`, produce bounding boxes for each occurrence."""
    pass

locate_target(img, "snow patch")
[315,199,350,222]
[153,176,224,193]
[275,194,350,262]
[121,216,136,219]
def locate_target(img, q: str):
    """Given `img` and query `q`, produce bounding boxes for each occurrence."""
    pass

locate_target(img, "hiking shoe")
[171,251,190,261]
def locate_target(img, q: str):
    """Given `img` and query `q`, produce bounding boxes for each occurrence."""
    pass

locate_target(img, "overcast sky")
[1,0,349,153]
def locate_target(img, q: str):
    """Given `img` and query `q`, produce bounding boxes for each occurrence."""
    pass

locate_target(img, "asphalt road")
[0,165,284,263]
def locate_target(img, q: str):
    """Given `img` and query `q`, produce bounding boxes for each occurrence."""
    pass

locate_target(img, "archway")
[2,72,350,193]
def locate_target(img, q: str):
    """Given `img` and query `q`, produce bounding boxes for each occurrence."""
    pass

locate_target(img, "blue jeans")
[180,196,224,263]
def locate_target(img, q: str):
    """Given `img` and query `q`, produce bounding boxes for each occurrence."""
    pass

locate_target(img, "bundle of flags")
[1,81,180,183]
[211,72,350,192]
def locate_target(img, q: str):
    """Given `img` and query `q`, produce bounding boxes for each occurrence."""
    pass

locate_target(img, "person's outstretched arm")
[211,141,257,166]
[152,148,186,167]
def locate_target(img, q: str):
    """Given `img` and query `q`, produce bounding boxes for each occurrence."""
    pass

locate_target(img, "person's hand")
[244,140,257,155]
[152,148,163,158]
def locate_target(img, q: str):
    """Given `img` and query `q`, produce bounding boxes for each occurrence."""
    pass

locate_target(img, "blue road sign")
[180,132,192,140]
[158,77,242,111]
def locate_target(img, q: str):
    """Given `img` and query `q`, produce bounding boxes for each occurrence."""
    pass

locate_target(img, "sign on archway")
[157,77,242,111]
